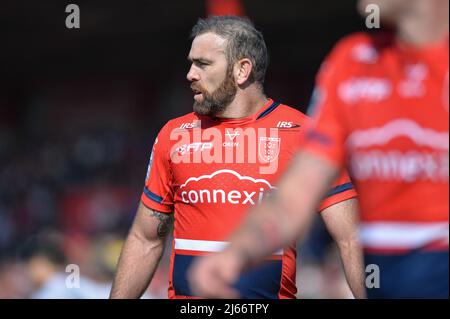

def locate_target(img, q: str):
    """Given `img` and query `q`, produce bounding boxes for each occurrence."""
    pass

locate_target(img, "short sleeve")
[140,123,174,213]
[318,170,357,212]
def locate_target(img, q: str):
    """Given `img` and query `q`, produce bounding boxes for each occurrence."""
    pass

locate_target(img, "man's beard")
[192,71,237,117]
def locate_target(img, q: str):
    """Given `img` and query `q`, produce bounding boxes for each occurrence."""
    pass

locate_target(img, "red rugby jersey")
[142,99,356,298]
[305,32,449,254]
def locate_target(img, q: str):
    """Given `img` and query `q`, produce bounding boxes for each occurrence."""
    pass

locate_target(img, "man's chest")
[167,125,302,198]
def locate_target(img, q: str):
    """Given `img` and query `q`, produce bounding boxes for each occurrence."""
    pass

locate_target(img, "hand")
[188,249,245,299]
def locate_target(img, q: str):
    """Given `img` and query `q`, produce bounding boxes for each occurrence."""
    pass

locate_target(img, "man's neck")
[216,86,268,119]
[396,1,449,47]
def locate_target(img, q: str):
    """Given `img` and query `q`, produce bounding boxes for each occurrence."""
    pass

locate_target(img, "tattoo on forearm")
[150,211,174,238]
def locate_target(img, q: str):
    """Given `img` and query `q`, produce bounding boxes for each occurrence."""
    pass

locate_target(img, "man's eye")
[196,61,208,68]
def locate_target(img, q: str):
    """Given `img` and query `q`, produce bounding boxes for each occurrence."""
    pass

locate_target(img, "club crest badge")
[258,137,281,162]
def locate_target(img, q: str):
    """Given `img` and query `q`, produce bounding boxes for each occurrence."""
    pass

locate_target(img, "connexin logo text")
[179,169,275,205]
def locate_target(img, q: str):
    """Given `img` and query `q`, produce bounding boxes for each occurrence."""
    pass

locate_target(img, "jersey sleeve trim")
[140,196,173,214]
[143,186,164,204]
[140,193,173,213]
[325,182,354,198]
[318,188,357,212]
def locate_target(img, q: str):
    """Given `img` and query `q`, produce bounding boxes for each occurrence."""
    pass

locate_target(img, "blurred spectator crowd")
[0,78,172,298]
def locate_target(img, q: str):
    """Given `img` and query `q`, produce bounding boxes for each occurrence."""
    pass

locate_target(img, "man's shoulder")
[335,32,376,49]
[162,112,199,131]
[154,113,199,146]
[327,31,395,66]
[275,103,310,124]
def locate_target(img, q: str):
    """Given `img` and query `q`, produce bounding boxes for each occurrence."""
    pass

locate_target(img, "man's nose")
[187,65,200,82]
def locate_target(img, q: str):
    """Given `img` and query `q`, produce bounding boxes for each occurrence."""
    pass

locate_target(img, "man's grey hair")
[191,15,269,86]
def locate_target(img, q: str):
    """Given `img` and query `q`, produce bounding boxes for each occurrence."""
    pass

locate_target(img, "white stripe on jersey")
[174,238,284,255]
[360,221,449,249]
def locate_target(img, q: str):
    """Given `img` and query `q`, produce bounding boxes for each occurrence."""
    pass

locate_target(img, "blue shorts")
[173,254,283,299]
[364,249,449,298]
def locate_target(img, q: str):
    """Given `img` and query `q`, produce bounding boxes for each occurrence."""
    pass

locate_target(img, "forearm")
[337,238,367,299]
[110,231,164,298]
[227,151,339,268]
[226,196,306,268]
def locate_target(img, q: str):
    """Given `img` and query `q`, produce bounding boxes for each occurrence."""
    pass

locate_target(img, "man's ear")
[234,58,253,85]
